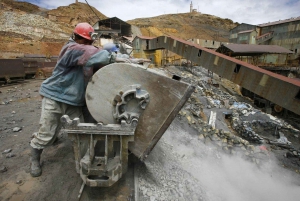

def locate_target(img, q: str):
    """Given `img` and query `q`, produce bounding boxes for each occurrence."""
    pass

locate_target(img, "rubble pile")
[136,65,300,200]
[228,102,300,157]
[167,65,300,163]
[180,111,269,166]
[179,67,237,110]
[230,109,265,143]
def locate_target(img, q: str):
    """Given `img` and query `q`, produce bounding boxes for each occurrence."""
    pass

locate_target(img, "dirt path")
[0,80,82,200]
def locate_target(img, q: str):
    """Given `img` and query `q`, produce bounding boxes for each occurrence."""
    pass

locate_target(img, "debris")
[259,146,268,152]
[223,111,232,119]
[78,182,85,200]
[6,153,16,158]
[16,180,23,184]
[13,127,22,132]
[2,149,12,154]
[198,134,205,141]
[285,152,296,158]
[277,132,291,145]
[208,111,216,129]
[0,166,7,173]
[230,102,251,110]
[1,101,9,105]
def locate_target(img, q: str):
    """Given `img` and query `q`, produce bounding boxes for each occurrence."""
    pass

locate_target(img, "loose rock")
[0,166,7,173]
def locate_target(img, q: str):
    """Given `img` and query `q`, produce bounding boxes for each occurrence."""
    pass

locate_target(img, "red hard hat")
[74,22,94,40]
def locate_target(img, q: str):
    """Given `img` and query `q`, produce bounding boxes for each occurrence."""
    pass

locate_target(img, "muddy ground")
[1,66,300,201]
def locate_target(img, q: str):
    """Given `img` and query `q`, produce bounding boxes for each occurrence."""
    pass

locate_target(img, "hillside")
[47,2,108,30]
[0,1,108,57]
[128,12,238,42]
[0,1,238,58]
[1,0,44,15]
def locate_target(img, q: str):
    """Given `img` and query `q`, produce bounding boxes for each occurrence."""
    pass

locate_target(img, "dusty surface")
[0,80,136,201]
[136,66,300,201]
[1,66,300,201]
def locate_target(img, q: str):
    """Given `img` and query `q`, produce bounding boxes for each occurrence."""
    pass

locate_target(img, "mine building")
[229,17,300,67]
[93,17,132,38]
[92,17,132,49]
[132,36,158,63]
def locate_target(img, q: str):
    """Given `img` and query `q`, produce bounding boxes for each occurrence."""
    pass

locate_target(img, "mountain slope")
[0,1,238,57]
[47,2,108,29]
[1,0,43,14]
[0,1,108,57]
[128,12,238,42]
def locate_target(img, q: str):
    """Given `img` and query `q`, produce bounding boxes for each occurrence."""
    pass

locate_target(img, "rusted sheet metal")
[141,35,300,115]
[166,37,174,51]
[23,60,38,75]
[194,36,300,87]
[217,44,293,54]
[189,47,201,64]
[258,16,300,27]
[173,40,184,57]
[24,54,46,58]
[39,61,57,68]
[86,63,195,161]
[232,65,300,114]
[215,57,235,78]
[0,59,25,79]
[174,39,183,56]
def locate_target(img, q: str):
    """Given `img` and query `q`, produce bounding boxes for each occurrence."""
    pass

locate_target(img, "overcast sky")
[22,0,300,25]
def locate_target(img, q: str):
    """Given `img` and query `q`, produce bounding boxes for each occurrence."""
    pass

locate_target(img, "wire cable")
[84,0,104,25]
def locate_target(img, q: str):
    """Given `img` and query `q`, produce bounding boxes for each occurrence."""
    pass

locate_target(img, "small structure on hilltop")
[190,1,198,13]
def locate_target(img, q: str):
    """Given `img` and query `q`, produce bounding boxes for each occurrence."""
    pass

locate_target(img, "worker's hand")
[115,57,131,63]
[128,58,152,64]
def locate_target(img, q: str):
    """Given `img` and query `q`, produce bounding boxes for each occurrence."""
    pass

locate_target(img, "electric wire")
[84,0,104,25]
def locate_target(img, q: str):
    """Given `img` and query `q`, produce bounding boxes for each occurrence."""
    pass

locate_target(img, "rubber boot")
[30,147,43,177]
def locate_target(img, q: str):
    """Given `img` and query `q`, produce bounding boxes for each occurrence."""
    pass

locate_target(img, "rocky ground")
[1,66,300,201]
[136,66,300,201]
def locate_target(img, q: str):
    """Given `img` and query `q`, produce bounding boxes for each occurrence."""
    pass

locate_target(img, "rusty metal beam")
[146,35,300,116]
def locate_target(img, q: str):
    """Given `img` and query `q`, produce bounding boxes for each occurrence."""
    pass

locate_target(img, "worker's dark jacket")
[39,38,115,106]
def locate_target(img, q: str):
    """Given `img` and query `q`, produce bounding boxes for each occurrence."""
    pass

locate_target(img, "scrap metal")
[0,59,25,83]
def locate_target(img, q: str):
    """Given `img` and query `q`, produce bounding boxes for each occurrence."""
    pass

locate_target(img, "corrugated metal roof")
[220,44,293,54]
[258,16,300,27]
